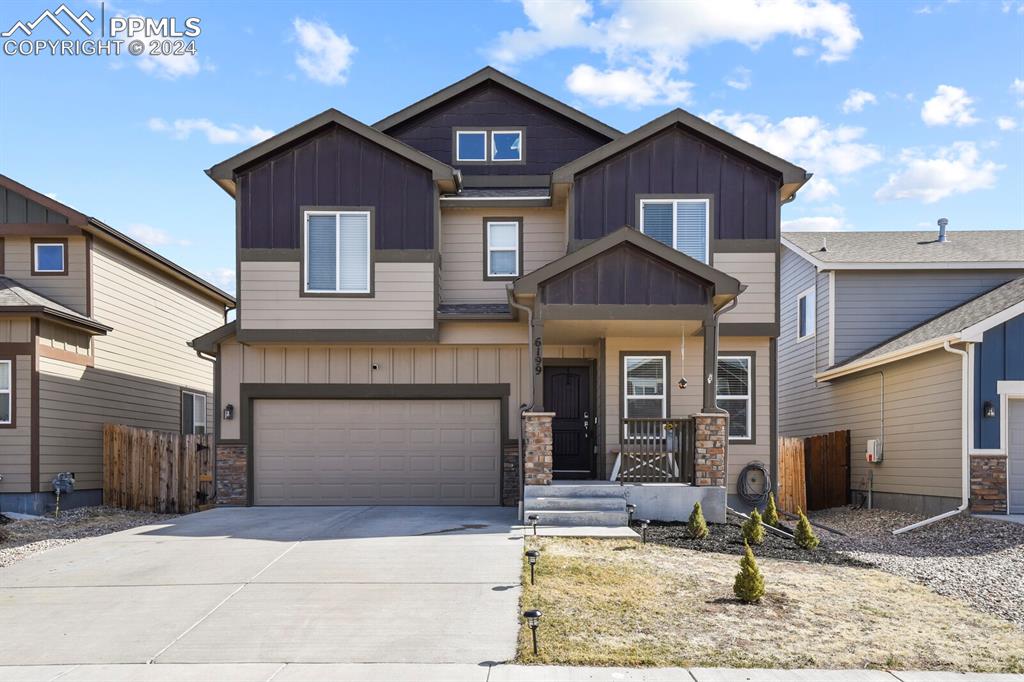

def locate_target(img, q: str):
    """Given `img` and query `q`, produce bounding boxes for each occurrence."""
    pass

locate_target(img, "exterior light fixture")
[223,404,234,420]
[523,609,543,655]
[525,549,539,585]
[528,514,538,536]
[984,401,996,418]
[638,519,650,545]
[678,377,688,390]
[626,503,636,526]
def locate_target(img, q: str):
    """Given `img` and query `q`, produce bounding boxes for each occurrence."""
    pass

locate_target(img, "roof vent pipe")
[937,218,949,243]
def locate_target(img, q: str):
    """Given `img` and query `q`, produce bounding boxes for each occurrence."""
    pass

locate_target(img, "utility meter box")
[865,439,883,463]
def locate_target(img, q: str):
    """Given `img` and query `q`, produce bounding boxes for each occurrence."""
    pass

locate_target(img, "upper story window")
[797,287,816,341]
[181,390,207,435]
[484,219,521,279]
[639,197,710,264]
[32,240,67,275]
[304,210,371,295]
[717,355,752,441]
[454,129,523,163]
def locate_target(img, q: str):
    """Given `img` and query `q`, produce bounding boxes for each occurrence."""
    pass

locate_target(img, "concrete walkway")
[0,663,1016,681]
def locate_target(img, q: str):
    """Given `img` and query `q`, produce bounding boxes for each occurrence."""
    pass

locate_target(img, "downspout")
[893,340,970,534]
[508,286,534,523]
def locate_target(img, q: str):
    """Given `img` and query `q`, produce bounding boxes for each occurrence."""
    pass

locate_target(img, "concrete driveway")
[0,506,522,666]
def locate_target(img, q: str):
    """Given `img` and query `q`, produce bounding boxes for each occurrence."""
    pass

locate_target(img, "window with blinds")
[639,198,710,263]
[716,355,752,440]
[304,210,371,294]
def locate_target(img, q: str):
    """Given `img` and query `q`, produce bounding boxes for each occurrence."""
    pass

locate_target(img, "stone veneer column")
[502,442,520,506]
[970,455,1007,514]
[693,413,728,487]
[523,412,555,486]
[216,444,248,505]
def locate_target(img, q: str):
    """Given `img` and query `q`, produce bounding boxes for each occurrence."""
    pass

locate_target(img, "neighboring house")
[193,67,809,519]
[780,227,1024,516]
[0,175,235,514]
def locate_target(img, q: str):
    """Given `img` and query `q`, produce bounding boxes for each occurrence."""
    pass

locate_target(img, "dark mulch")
[639,521,871,567]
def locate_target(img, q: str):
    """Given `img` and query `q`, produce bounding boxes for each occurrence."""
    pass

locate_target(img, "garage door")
[253,399,501,505]
[1010,400,1024,515]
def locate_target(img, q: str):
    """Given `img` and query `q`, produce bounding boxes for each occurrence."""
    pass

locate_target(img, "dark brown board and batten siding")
[237,124,435,250]
[0,187,70,224]
[573,126,780,242]
[385,82,612,177]
[541,244,710,306]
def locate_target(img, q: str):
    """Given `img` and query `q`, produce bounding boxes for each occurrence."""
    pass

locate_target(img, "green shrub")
[763,492,779,527]
[733,541,765,603]
[794,508,820,550]
[741,508,765,545]
[687,501,709,540]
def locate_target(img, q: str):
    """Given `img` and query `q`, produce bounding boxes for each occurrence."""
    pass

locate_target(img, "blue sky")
[2,0,1022,294]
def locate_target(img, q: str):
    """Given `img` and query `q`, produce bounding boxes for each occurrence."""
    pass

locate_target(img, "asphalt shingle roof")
[442,188,550,199]
[436,303,512,318]
[0,276,109,331]
[784,230,1024,264]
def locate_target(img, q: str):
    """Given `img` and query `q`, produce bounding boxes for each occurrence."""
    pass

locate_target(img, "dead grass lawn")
[517,537,1024,672]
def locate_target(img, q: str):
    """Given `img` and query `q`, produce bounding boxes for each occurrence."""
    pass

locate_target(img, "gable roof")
[552,108,809,200]
[818,276,1024,381]
[0,175,234,307]
[0,276,111,334]
[513,226,741,304]
[784,230,1024,269]
[372,66,622,141]
[206,108,459,196]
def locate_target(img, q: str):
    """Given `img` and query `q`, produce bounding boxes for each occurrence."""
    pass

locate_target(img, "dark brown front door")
[544,365,594,479]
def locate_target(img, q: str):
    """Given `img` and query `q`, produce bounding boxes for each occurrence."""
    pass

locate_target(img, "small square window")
[33,242,65,274]
[456,131,487,162]
[491,131,522,161]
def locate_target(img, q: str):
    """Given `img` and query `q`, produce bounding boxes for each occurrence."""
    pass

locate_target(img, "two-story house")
[0,174,235,514]
[193,67,809,522]
[780,226,1024,518]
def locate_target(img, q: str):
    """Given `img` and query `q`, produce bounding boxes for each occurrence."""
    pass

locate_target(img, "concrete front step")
[523,509,630,526]
[524,484,626,499]
[525,496,626,512]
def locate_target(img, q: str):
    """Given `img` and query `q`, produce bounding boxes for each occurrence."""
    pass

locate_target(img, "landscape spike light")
[638,519,650,545]
[525,549,540,585]
[626,503,636,526]
[528,514,539,536]
[523,609,543,655]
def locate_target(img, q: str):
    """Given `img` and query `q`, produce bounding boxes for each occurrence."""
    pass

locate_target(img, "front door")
[544,365,594,479]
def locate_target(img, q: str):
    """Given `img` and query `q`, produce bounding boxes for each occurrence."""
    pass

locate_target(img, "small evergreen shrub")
[741,508,765,545]
[733,541,765,603]
[794,508,821,550]
[763,492,780,527]
[687,501,709,540]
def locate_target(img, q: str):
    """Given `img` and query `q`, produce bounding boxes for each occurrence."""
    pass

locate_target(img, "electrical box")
[865,439,882,463]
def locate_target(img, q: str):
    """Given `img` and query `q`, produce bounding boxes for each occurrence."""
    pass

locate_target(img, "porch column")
[522,412,555,486]
[702,317,719,412]
[693,413,728,487]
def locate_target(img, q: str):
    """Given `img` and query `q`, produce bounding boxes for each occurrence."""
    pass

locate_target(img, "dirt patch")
[0,506,177,568]
[517,537,1024,672]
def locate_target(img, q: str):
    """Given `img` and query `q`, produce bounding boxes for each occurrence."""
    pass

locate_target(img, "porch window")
[639,198,709,263]
[624,355,667,422]
[717,355,751,440]
[304,210,371,294]
[181,390,207,435]
[485,220,520,278]
[797,287,816,341]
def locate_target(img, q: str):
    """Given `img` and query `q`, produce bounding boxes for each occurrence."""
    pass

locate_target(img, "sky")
[1,0,1022,295]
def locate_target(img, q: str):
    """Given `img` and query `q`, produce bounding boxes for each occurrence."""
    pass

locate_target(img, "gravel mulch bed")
[0,506,177,568]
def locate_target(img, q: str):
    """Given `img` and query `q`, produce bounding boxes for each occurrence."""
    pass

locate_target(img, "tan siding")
[441,208,566,304]
[38,320,91,356]
[440,321,526,345]
[0,355,32,493]
[3,236,88,314]
[0,319,31,343]
[720,337,772,490]
[714,252,776,325]
[239,261,434,330]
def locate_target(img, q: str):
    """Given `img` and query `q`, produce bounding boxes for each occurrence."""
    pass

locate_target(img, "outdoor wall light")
[638,519,650,545]
[525,549,540,585]
[528,514,539,536]
[626,503,636,526]
[223,404,234,420]
[984,401,996,418]
[523,609,543,655]
[678,377,688,390]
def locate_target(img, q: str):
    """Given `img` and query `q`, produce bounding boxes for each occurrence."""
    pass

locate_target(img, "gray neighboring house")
[0,174,235,514]
[779,226,1024,515]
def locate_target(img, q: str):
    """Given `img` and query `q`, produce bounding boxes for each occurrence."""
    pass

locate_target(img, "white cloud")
[920,85,979,126]
[136,52,203,80]
[997,116,1018,131]
[565,65,692,108]
[125,223,191,248]
[781,215,848,231]
[841,88,877,113]
[725,66,752,91]
[801,177,839,202]
[488,0,861,106]
[1012,78,1024,107]
[292,18,356,86]
[203,267,236,293]
[792,45,813,57]
[874,141,1002,204]
[148,117,274,145]
[1002,1,1024,14]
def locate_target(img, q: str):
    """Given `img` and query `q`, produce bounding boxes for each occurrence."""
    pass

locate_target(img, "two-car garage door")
[253,399,501,505]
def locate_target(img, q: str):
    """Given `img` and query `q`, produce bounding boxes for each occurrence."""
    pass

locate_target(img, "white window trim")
[638,198,710,264]
[455,130,488,162]
[303,210,372,294]
[183,390,206,435]
[717,355,752,442]
[486,220,520,277]
[33,242,65,273]
[0,359,11,425]
[797,286,816,342]
[490,130,523,162]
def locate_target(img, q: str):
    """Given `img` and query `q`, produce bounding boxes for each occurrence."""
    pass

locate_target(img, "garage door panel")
[254,399,501,505]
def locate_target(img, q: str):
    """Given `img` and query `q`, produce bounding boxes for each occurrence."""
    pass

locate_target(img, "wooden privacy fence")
[103,424,214,513]
[776,429,850,513]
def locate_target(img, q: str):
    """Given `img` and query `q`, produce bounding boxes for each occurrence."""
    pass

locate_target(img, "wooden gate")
[776,429,850,512]
[777,437,807,514]
[103,424,214,513]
